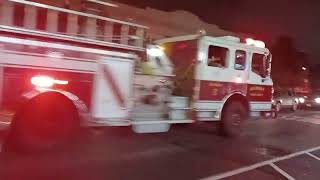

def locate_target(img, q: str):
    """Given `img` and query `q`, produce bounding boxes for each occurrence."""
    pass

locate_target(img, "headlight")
[147,45,164,57]
[298,98,305,103]
[315,98,320,104]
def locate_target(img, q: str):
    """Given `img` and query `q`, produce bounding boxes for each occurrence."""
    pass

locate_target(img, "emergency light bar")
[246,38,266,48]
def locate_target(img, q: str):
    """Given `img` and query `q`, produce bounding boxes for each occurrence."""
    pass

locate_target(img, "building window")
[235,50,246,70]
[207,45,228,68]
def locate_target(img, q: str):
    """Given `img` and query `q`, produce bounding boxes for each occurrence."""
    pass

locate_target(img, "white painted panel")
[250,102,272,111]
[193,101,222,110]
[135,28,144,47]
[0,52,97,72]
[0,1,14,26]
[24,5,37,29]
[169,96,189,108]
[120,25,129,45]
[46,10,58,33]
[66,14,78,35]
[85,18,97,39]
[92,58,134,119]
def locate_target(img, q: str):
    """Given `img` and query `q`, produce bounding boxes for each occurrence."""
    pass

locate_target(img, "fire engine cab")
[0,0,273,152]
[137,34,273,132]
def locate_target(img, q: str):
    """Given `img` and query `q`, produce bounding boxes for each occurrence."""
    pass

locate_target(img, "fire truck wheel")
[221,101,248,137]
[2,92,80,153]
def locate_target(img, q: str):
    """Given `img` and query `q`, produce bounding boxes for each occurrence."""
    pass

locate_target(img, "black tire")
[275,102,281,112]
[221,101,248,137]
[271,111,278,119]
[2,92,80,153]
[291,102,298,112]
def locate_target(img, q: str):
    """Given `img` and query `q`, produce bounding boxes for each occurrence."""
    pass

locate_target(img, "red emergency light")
[31,76,68,88]
[245,38,265,48]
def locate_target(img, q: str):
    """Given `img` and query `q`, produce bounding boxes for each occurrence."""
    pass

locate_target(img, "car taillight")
[31,76,68,88]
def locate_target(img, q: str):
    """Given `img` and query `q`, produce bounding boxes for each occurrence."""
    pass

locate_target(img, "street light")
[302,67,307,71]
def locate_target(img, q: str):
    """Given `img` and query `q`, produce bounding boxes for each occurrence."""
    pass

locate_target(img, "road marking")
[269,163,295,180]
[306,152,320,161]
[286,118,320,125]
[202,146,320,180]
[280,114,320,125]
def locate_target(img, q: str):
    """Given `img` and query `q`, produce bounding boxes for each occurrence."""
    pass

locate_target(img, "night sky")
[115,0,320,64]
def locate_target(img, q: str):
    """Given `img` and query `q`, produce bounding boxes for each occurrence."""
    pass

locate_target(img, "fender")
[216,91,249,119]
[20,88,88,115]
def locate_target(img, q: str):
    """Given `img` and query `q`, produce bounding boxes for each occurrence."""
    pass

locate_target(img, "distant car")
[273,89,299,112]
[305,93,320,109]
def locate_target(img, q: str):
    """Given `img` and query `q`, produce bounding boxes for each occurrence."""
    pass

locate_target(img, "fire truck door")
[92,57,134,121]
[248,52,273,111]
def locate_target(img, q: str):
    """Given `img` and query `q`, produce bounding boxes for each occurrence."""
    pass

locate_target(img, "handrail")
[8,0,149,29]
[0,35,139,59]
[0,25,146,52]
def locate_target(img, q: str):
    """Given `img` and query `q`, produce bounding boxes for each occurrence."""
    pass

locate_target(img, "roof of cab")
[155,34,270,54]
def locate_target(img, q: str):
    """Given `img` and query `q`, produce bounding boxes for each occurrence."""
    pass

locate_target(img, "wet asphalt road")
[0,110,320,180]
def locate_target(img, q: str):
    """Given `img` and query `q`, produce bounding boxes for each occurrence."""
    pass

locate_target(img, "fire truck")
[0,0,273,152]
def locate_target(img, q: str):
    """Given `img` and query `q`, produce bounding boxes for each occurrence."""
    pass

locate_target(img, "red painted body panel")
[199,80,272,102]
[247,84,273,102]
[199,81,247,101]
[2,67,94,111]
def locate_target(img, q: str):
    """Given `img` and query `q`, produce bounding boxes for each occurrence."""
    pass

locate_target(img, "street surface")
[0,110,320,180]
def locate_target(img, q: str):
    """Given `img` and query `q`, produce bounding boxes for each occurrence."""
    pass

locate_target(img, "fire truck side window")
[252,53,267,77]
[235,50,246,70]
[208,45,228,68]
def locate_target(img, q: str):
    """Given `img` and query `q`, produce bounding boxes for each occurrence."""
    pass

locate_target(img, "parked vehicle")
[273,88,299,112]
[305,92,320,109]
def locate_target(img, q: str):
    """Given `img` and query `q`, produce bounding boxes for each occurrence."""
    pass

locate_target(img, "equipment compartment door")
[92,58,134,120]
